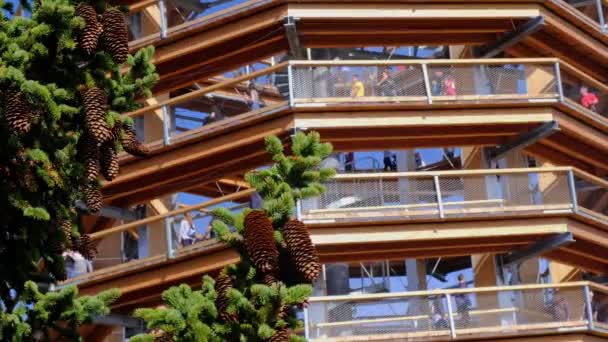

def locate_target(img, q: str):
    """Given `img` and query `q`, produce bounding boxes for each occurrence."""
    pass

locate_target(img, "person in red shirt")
[579,86,599,112]
[443,73,457,96]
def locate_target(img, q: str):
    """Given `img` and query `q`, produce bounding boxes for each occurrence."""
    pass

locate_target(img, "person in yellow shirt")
[351,74,365,97]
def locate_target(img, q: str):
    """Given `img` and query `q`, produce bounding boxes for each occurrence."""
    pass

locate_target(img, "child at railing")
[579,86,599,112]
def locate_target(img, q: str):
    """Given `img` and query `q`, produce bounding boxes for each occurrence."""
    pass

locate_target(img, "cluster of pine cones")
[76,3,129,64]
[80,87,149,212]
[214,210,321,342]
[50,220,97,280]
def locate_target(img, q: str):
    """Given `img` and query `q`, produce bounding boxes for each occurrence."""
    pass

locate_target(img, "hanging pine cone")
[84,184,103,213]
[276,304,290,321]
[111,120,123,141]
[60,220,73,248]
[73,234,97,260]
[102,8,129,64]
[76,3,103,54]
[282,219,320,282]
[244,210,279,274]
[81,135,101,182]
[83,87,112,144]
[100,145,119,181]
[263,272,280,286]
[121,122,149,156]
[5,88,35,135]
[154,333,173,342]
[215,272,239,323]
[268,328,289,342]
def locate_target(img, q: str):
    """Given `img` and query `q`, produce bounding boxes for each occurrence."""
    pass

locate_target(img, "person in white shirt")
[63,250,93,278]
[179,212,197,247]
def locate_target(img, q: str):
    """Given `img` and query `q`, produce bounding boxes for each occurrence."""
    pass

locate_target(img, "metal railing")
[123,0,608,48]
[123,58,608,155]
[126,62,288,149]
[65,166,608,286]
[289,59,607,120]
[298,167,608,227]
[60,189,254,286]
[126,0,277,48]
[564,0,608,32]
[304,281,608,341]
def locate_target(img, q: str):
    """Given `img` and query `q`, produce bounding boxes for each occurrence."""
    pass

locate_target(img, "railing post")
[158,0,168,39]
[161,104,171,146]
[303,305,310,339]
[584,284,595,330]
[164,217,175,259]
[287,63,295,107]
[567,170,578,213]
[433,175,445,219]
[596,0,606,30]
[554,62,564,102]
[445,293,457,339]
[421,63,433,104]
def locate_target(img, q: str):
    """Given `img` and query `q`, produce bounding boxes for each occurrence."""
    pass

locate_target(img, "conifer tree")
[0,281,120,341]
[131,132,336,341]
[0,0,157,308]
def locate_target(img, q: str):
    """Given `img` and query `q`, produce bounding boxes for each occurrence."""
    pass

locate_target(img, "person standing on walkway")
[351,74,365,98]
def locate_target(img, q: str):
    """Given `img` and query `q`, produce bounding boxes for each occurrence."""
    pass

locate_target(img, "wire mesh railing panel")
[561,70,608,119]
[564,0,607,28]
[62,191,253,285]
[291,65,427,104]
[450,287,587,336]
[574,175,608,222]
[591,285,608,329]
[63,222,166,283]
[291,62,559,106]
[300,177,439,222]
[307,295,452,340]
[425,64,552,99]
[301,170,575,223]
[307,284,596,341]
[127,0,248,44]
[127,66,286,147]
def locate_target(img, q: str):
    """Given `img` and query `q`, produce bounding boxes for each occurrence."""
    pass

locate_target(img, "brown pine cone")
[263,272,280,286]
[84,184,102,213]
[244,210,279,274]
[100,144,119,181]
[5,87,35,135]
[81,135,100,182]
[282,219,320,282]
[154,333,173,342]
[276,304,290,321]
[102,8,129,64]
[76,3,103,54]
[73,234,97,260]
[215,271,239,323]
[83,87,112,144]
[60,220,73,248]
[121,122,149,156]
[268,328,289,342]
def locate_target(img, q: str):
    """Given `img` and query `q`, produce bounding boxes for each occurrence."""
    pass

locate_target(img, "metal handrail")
[304,282,606,340]
[124,58,607,150]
